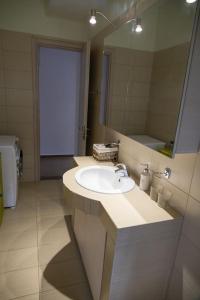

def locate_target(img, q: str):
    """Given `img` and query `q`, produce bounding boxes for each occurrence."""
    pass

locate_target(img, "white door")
[39,44,90,157]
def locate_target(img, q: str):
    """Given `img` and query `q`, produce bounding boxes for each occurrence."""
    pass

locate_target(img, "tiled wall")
[105,43,189,143]
[0,30,35,181]
[106,47,153,135]
[88,40,200,299]
[146,43,189,142]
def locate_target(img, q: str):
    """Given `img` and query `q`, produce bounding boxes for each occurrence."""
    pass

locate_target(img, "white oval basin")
[75,165,135,194]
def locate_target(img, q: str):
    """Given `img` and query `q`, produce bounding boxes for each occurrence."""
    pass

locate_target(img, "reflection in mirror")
[100,0,197,157]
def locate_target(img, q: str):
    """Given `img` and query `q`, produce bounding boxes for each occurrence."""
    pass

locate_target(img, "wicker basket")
[93,144,118,162]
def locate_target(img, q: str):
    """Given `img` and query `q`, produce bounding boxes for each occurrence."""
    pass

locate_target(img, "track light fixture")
[89,9,115,27]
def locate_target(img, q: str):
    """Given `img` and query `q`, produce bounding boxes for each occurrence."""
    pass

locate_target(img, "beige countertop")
[63,156,176,230]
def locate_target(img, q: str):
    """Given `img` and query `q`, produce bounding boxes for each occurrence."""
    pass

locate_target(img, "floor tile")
[14,294,39,300]
[0,180,92,300]
[1,216,37,233]
[36,198,67,217]
[40,283,92,300]
[37,227,71,247]
[38,243,79,266]
[37,216,67,232]
[0,229,37,251]
[3,203,37,219]
[0,247,38,273]
[35,180,63,198]
[39,259,86,292]
[0,267,39,300]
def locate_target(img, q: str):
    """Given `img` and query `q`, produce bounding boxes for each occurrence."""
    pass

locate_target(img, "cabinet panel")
[74,209,106,300]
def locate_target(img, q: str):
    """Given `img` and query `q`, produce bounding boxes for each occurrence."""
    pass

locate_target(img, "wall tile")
[4,50,32,71]
[0,49,4,69]
[5,70,32,89]
[0,122,7,134]
[152,176,189,216]
[19,138,34,155]
[112,64,131,82]
[132,50,154,67]
[6,106,33,123]
[2,31,32,52]
[0,30,3,49]
[130,66,152,83]
[150,152,196,194]
[0,69,4,87]
[0,106,7,123]
[112,47,133,65]
[0,88,6,105]
[6,88,33,107]
[23,154,35,169]
[7,122,34,139]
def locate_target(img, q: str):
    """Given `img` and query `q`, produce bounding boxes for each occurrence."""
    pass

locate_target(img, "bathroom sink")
[75,165,135,194]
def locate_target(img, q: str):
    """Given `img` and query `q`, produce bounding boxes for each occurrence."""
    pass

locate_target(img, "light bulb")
[186,0,197,3]
[135,24,143,33]
[89,9,97,25]
[89,16,97,25]
[132,17,143,33]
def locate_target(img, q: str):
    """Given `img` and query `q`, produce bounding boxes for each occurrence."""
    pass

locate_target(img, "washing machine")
[0,136,22,208]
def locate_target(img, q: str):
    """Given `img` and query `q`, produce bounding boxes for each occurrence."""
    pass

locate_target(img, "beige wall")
[0,0,88,42]
[104,42,189,143]
[0,30,35,181]
[106,46,153,135]
[0,29,84,182]
[146,42,189,142]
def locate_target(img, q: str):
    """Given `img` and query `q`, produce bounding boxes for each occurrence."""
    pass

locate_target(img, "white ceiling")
[46,0,112,22]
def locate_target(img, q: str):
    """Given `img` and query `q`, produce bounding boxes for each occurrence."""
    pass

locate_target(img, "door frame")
[32,37,90,181]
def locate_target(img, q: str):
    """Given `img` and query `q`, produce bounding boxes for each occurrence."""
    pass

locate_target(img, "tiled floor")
[0,180,93,300]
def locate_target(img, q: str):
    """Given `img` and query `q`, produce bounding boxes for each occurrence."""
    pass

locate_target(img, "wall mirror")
[99,0,197,157]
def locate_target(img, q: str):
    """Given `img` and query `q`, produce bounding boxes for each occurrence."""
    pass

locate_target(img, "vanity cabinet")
[74,209,106,300]
[72,206,182,300]
[63,157,183,300]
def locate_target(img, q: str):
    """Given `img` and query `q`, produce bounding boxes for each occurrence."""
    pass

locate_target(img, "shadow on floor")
[42,216,93,300]
[40,156,76,180]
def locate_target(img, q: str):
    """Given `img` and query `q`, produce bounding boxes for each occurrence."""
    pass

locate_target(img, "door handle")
[82,126,91,140]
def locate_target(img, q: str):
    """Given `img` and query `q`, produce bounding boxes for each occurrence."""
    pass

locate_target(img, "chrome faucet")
[114,163,129,177]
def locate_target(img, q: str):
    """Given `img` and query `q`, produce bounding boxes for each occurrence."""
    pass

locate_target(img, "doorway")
[34,41,90,180]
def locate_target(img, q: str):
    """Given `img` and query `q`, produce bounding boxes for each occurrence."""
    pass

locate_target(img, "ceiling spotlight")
[131,17,143,33]
[89,9,97,25]
[186,0,197,3]
[135,17,143,33]
[89,9,115,27]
